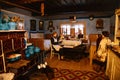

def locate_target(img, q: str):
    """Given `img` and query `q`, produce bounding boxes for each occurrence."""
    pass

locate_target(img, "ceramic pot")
[27,45,34,55]
[8,22,16,30]
[25,53,31,58]
[0,23,9,30]
[34,47,40,53]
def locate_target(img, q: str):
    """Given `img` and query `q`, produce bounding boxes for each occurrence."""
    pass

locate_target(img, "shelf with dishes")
[6,42,42,77]
[0,31,44,79]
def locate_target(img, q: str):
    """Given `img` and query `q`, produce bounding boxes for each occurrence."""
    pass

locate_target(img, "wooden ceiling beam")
[17,0,44,4]
[0,0,41,14]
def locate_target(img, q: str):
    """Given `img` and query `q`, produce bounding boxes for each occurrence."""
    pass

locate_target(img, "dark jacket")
[96,35,102,51]
[51,37,60,45]
[78,34,83,39]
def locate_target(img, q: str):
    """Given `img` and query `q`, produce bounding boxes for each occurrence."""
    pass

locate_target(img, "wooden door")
[70,28,75,38]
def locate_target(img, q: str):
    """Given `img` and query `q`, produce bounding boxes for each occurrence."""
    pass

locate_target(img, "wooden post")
[41,3,44,16]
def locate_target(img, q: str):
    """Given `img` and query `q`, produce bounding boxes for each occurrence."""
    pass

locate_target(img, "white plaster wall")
[1,9,112,39]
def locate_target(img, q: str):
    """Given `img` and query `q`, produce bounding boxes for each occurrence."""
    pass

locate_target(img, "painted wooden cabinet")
[106,48,120,80]
[0,30,26,73]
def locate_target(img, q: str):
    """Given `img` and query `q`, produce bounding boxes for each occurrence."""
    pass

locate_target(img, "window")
[60,22,86,38]
[61,24,71,35]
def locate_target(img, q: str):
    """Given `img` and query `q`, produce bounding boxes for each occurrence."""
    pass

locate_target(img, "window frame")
[60,21,86,37]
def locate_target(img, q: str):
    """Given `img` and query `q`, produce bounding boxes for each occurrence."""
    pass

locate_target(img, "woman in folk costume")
[97,31,111,62]
[93,31,111,72]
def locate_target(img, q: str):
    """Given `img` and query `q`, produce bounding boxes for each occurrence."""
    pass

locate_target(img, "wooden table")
[61,44,86,59]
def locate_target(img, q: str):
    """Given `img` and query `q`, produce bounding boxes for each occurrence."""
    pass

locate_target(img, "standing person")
[93,31,111,72]
[97,31,111,62]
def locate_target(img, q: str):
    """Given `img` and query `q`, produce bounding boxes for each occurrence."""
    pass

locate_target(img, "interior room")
[0,0,120,80]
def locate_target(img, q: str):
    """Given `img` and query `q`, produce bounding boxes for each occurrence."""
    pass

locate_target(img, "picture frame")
[49,20,53,27]
[39,21,44,30]
[30,19,36,31]
[96,19,104,29]
[47,20,55,32]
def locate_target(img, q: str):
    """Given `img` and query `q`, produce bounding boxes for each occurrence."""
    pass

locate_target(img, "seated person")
[51,32,64,59]
[51,32,62,51]
[58,34,64,42]
[78,29,83,39]
[65,35,71,40]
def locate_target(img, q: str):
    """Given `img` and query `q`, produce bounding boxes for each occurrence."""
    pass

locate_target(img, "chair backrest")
[50,42,60,60]
[89,34,98,43]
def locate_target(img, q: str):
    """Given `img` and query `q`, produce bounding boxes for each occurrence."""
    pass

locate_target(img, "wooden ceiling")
[0,0,120,19]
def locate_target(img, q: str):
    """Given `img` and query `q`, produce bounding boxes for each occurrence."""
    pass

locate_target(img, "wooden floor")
[21,52,107,80]
[45,52,94,72]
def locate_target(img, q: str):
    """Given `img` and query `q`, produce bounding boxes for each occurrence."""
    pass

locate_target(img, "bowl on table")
[34,47,40,53]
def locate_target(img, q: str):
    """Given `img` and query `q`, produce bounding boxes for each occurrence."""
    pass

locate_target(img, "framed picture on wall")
[39,21,44,30]
[30,19,36,31]
[48,20,55,32]
[96,19,104,29]
[49,20,53,27]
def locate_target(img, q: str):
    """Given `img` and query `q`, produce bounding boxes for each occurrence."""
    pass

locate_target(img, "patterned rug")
[53,68,109,80]
[27,67,109,80]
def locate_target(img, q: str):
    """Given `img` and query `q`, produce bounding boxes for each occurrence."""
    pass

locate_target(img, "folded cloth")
[0,73,15,80]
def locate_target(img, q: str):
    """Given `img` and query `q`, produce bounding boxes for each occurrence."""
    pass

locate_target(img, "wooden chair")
[50,44,60,60]
[89,34,98,65]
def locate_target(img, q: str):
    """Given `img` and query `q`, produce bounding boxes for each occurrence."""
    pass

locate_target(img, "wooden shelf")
[7,59,30,69]
[0,31,26,73]
[0,30,44,78]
